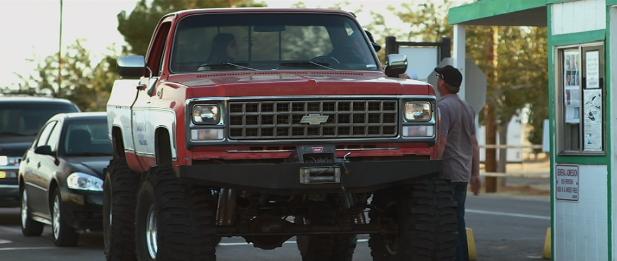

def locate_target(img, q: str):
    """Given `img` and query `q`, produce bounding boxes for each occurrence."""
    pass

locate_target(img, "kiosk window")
[557,44,604,154]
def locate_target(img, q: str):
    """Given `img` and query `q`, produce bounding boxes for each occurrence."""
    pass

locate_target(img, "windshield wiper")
[279,61,336,70]
[197,62,259,71]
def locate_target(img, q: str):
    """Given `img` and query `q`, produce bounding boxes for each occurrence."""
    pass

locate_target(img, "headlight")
[192,104,221,125]
[404,101,432,121]
[0,156,20,166]
[66,172,103,191]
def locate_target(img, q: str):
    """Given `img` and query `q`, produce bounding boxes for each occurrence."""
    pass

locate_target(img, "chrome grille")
[228,100,398,140]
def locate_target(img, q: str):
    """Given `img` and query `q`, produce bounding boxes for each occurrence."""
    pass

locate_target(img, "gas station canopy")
[448,0,548,26]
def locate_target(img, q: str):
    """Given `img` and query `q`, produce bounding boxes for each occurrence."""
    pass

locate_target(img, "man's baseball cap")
[434,65,463,88]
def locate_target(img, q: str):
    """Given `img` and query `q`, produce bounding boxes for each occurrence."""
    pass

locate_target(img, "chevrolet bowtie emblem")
[300,114,329,125]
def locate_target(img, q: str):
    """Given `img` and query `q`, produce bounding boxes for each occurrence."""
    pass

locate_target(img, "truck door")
[131,20,172,170]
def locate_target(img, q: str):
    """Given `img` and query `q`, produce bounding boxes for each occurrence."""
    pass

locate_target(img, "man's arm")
[470,134,481,195]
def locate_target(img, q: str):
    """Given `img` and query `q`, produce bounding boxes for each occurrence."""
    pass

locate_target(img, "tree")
[4,40,119,112]
[117,0,266,55]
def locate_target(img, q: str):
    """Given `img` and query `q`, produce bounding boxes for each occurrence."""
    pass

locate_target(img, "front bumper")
[60,187,103,231]
[179,158,441,192]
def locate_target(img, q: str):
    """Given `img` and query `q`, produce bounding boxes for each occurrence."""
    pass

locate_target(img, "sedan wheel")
[20,188,43,236]
[50,189,79,246]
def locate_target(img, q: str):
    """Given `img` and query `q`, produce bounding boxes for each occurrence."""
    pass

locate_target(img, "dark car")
[0,97,80,207]
[18,112,111,246]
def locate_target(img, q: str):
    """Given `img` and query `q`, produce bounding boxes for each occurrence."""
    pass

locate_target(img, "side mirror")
[385,54,408,77]
[117,55,146,78]
[34,145,54,156]
[364,30,382,52]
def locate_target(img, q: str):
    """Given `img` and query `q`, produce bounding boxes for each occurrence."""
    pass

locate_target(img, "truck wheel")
[104,158,139,261]
[186,185,219,258]
[20,187,44,236]
[369,176,458,261]
[135,166,214,261]
[297,210,357,261]
[51,188,79,246]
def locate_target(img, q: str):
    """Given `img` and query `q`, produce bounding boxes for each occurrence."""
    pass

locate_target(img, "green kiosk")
[448,0,615,260]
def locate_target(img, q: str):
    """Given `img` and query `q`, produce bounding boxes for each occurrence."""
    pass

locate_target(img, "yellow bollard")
[467,227,478,261]
[543,227,552,259]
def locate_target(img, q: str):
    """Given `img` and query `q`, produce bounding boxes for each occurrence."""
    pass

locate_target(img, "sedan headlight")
[404,101,432,121]
[67,172,103,191]
[192,104,221,125]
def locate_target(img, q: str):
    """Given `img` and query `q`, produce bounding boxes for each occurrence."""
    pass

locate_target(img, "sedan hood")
[169,71,434,98]
[67,157,111,177]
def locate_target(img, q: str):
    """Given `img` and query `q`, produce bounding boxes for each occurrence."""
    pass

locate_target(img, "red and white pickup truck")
[104,8,456,261]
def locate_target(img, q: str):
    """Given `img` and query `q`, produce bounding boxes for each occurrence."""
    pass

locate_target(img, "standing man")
[434,65,481,261]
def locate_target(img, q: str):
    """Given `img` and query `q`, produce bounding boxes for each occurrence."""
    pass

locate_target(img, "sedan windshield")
[171,13,379,73]
[62,119,112,156]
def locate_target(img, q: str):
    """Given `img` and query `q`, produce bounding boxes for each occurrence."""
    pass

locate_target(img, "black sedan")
[18,112,111,246]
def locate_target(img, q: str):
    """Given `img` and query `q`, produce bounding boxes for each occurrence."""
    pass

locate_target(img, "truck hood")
[0,137,35,157]
[169,71,434,98]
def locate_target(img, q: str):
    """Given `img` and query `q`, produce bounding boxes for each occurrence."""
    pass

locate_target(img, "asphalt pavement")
[0,194,549,261]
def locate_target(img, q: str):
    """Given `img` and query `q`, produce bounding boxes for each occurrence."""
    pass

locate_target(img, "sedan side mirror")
[34,145,54,156]
[117,55,146,78]
[385,54,408,77]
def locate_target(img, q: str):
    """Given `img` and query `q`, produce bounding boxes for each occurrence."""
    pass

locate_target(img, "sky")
[0,0,470,88]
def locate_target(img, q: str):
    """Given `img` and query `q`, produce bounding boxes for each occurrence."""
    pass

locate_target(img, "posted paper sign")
[564,50,581,124]
[556,165,579,201]
[585,51,600,89]
[583,89,602,151]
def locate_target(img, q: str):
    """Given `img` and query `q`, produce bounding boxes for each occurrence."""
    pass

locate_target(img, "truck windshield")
[171,13,379,73]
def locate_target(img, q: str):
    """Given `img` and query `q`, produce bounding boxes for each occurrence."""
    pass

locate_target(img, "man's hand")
[470,175,481,195]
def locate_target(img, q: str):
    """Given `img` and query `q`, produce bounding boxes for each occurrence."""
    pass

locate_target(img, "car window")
[62,118,112,156]
[0,102,79,137]
[171,14,378,72]
[46,120,63,152]
[35,121,57,148]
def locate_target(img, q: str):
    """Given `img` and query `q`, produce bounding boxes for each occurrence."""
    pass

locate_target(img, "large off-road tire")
[20,187,44,237]
[297,209,357,261]
[51,188,79,246]
[104,158,139,261]
[134,166,216,261]
[186,184,218,258]
[369,175,458,261]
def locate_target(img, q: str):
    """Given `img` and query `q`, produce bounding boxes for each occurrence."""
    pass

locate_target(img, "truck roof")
[169,8,355,19]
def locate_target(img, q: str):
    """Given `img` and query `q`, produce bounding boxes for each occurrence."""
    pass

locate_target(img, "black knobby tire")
[51,188,79,247]
[297,209,357,261]
[186,185,218,259]
[135,166,215,261]
[104,158,139,261]
[369,175,458,261]
[20,187,44,237]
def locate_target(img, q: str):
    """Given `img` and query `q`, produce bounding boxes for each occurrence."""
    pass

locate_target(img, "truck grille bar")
[228,100,398,140]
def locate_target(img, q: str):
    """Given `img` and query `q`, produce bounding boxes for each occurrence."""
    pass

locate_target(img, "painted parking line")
[219,239,369,247]
[0,239,12,244]
[466,209,550,220]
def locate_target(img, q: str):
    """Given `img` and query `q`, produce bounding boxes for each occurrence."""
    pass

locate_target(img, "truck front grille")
[228,99,398,140]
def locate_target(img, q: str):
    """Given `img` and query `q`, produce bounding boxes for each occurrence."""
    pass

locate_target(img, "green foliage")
[117,0,266,55]
[4,41,119,112]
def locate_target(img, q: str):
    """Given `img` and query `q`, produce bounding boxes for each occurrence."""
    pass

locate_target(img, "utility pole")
[58,0,63,95]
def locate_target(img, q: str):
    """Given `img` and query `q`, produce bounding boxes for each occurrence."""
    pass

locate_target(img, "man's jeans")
[453,182,469,261]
